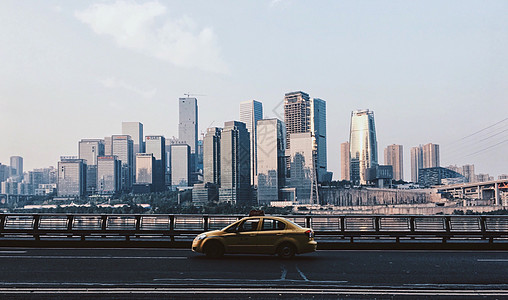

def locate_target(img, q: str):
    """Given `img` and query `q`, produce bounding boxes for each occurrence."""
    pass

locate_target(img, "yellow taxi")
[192,216,317,258]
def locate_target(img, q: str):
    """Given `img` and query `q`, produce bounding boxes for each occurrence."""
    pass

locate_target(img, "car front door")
[226,218,261,254]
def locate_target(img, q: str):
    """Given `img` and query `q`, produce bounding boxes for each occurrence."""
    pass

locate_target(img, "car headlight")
[195,234,207,241]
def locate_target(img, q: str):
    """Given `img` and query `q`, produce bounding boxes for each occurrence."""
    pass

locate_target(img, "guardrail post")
[410,217,415,240]
[67,215,74,238]
[203,215,209,232]
[0,214,5,237]
[480,216,487,241]
[169,215,175,242]
[340,217,345,240]
[306,216,311,228]
[443,216,451,243]
[33,214,40,241]
[374,216,380,240]
[135,215,141,239]
[100,215,107,239]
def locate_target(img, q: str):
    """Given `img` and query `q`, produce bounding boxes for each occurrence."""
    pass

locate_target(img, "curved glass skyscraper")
[349,109,378,185]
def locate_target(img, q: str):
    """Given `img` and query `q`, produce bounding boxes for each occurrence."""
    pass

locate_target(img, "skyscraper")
[349,109,378,185]
[422,143,440,168]
[78,139,105,194]
[311,98,327,182]
[289,132,318,204]
[171,144,191,188]
[203,127,222,185]
[283,91,327,183]
[104,136,112,155]
[384,144,404,181]
[219,121,251,204]
[135,153,155,185]
[340,142,350,181]
[122,122,144,154]
[179,97,198,173]
[112,135,134,191]
[57,157,86,197]
[97,156,121,195]
[240,100,263,186]
[145,135,166,191]
[256,119,286,205]
[410,146,423,183]
[10,156,23,179]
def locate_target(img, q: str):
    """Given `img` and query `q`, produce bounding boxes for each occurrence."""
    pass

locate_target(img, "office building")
[171,144,191,188]
[79,139,105,194]
[219,121,251,204]
[203,127,222,185]
[179,97,198,172]
[97,156,122,195]
[145,135,166,191]
[112,135,134,191]
[240,100,263,186]
[192,183,219,206]
[122,122,144,154]
[283,91,327,183]
[289,132,318,204]
[366,165,393,188]
[0,164,9,182]
[418,167,463,187]
[499,174,508,180]
[256,119,286,205]
[104,136,112,155]
[340,142,350,181]
[135,153,155,185]
[349,109,378,185]
[384,144,403,181]
[57,157,86,197]
[10,156,23,179]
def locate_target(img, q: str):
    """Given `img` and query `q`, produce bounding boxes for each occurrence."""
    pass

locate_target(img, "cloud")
[269,0,285,7]
[76,1,229,74]
[100,77,157,99]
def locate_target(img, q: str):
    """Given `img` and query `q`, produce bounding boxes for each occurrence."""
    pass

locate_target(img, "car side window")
[261,219,286,231]
[238,219,260,232]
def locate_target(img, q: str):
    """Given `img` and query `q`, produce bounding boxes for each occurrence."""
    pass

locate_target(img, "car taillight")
[305,230,314,239]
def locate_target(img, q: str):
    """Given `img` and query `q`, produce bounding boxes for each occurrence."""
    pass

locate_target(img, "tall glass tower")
[240,100,263,186]
[178,97,198,174]
[349,109,378,185]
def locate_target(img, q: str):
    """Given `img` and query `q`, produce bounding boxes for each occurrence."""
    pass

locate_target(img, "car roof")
[240,216,290,222]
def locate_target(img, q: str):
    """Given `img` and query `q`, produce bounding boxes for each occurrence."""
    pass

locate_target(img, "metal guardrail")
[1,214,508,243]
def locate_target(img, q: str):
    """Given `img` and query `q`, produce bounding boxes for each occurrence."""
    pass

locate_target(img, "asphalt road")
[1,248,508,299]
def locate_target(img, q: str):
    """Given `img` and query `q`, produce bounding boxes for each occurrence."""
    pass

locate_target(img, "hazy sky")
[1,0,507,180]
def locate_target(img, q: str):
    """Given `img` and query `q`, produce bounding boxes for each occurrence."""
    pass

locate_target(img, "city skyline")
[1,1,507,180]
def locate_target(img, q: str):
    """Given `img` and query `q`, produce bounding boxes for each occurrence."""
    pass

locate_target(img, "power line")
[453,117,508,143]
[465,138,508,157]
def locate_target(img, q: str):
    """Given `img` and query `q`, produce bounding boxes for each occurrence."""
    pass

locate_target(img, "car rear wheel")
[204,241,224,258]
[277,243,296,259]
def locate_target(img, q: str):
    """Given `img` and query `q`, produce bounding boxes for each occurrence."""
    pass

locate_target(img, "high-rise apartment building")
[283,92,327,182]
[145,135,166,191]
[219,121,251,204]
[240,100,263,186]
[0,164,9,182]
[411,143,440,183]
[256,119,286,205]
[57,157,86,197]
[78,139,105,194]
[104,136,112,155]
[112,135,134,191]
[340,142,350,181]
[122,122,144,154]
[384,144,403,181]
[422,143,440,168]
[289,132,318,204]
[410,146,423,183]
[171,144,191,188]
[10,156,23,179]
[203,127,222,185]
[462,164,475,183]
[179,97,198,173]
[97,156,121,195]
[349,109,378,185]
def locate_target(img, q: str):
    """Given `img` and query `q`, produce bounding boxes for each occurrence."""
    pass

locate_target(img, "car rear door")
[256,218,287,254]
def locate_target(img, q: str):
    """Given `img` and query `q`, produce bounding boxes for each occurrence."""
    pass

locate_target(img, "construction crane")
[183,93,206,98]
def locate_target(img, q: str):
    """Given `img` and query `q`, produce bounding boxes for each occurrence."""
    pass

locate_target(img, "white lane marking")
[152,278,347,284]
[0,251,27,254]
[280,264,287,280]
[0,287,507,296]
[0,255,187,259]
[477,259,508,262]
[295,266,309,282]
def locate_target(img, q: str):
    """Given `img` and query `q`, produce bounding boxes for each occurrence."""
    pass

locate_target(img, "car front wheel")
[277,243,296,259]
[204,241,224,258]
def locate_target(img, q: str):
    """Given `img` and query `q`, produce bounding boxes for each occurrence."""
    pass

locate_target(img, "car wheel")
[277,243,296,259]
[204,241,224,258]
